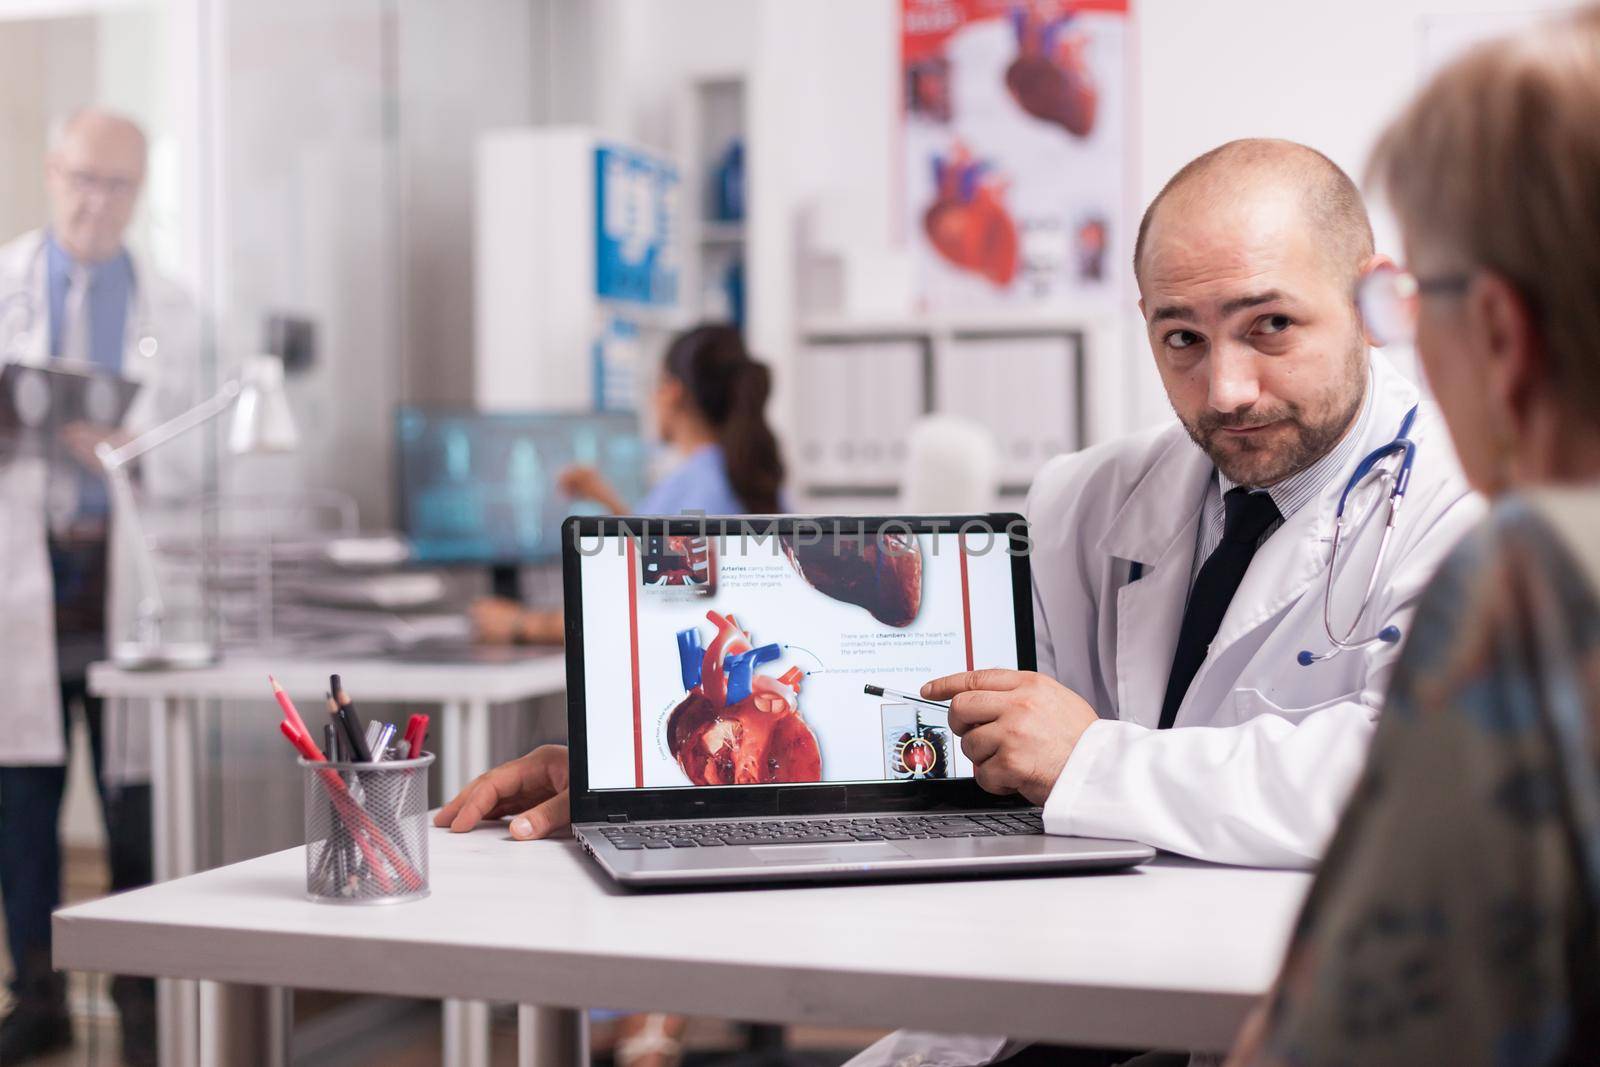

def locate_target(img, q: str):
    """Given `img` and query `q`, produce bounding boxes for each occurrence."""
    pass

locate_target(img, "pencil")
[269,676,311,740]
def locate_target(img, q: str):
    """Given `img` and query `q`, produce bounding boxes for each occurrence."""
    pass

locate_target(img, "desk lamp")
[96,354,298,669]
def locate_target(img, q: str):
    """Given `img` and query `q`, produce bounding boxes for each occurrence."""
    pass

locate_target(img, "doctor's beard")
[1181,357,1367,489]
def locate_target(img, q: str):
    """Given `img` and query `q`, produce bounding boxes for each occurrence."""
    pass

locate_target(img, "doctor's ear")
[1465,271,1544,437]
[1354,254,1397,347]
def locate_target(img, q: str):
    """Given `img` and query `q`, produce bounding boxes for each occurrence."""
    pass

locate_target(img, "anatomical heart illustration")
[780,529,923,628]
[922,144,1019,288]
[1005,6,1098,138]
[902,0,1124,311]
[666,611,822,786]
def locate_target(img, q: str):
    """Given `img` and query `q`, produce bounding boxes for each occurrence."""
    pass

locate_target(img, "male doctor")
[849,140,1483,1067]
[918,137,1483,870]
[0,109,199,1067]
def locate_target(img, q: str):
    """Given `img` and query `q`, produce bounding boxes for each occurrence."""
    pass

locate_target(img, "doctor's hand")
[469,598,563,645]
[59,421,128,472]
[433,744,572,839]
[922,669,1099,805]
[558,464,628,516]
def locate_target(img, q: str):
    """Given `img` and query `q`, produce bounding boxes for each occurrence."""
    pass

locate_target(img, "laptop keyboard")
[593,811,1045,849]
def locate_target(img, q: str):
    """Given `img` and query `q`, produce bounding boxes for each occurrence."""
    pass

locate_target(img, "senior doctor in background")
[0,108,201,1067]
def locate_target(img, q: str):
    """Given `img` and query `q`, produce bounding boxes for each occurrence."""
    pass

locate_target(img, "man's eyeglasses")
[58,168,140,201]
[1356,263,1471,347]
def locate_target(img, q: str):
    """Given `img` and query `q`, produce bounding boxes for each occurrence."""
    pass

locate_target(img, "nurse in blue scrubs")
[473,323,788,644]
[562,322,786,516]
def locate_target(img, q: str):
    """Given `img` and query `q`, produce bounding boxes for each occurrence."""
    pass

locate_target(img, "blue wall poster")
[594,143,680,306]
[592,313,642,412]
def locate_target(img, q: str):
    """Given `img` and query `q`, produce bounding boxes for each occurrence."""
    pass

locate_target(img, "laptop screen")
[568,517,1029,795]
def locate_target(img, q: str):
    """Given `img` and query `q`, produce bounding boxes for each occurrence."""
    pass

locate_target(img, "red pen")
[403,714,430,759]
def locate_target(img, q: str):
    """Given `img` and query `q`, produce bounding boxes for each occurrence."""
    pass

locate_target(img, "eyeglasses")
[58,168,140,201]
[1355,263,1471,347]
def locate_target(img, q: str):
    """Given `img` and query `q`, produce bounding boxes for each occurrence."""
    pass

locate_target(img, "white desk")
[87,652,567,1067]
[57,825,1313,1064]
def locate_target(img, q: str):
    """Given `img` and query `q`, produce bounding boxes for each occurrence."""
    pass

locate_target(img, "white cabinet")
[794,319,1084,504]
[474,127,683,414]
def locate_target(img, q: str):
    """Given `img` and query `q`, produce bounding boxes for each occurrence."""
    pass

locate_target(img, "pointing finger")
[921,669,1026,701]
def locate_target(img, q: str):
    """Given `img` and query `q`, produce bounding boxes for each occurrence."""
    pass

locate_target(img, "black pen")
[863,683,951,711]
[326,694,352,761]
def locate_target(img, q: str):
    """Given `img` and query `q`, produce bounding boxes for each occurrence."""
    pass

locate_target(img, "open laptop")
[563,513,1154,887]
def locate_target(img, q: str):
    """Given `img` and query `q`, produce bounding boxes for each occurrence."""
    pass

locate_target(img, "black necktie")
[1157,488,1282,730]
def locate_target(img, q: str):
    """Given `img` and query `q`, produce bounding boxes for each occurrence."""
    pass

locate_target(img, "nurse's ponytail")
[662,325,786,514]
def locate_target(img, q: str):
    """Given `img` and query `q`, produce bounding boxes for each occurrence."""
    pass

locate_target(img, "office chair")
[897,414,1001,513]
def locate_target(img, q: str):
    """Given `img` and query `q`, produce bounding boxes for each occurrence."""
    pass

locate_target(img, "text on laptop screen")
[578,524,1022,791]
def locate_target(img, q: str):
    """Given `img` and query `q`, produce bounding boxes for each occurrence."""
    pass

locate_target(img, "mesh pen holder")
[301,753,434,904]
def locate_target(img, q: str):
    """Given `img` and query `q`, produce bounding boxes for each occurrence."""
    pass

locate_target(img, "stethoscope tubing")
[1297,405,1419,667]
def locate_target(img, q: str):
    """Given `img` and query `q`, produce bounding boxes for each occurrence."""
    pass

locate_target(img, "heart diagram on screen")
[666,611,822,786]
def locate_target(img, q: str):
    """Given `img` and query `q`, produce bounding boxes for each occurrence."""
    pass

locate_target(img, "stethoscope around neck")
[1296,403,1419,666]
[1,237,159,364]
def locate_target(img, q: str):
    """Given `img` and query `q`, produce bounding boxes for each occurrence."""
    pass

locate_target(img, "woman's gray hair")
[1369,5,1600,414]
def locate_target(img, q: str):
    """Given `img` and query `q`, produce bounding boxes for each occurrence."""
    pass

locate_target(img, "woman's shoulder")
[1432,484,1600,590]
[1393,485,1600,706]
[1505,484,1600,591]
[640,444,742,515]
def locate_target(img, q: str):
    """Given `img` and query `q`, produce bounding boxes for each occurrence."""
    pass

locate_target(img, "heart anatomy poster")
[902,0,1130,310]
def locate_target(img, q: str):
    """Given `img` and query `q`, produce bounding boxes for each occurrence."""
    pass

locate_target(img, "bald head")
[1134,139,1373,289]
[52,108,147,160]
[46,108,147,264]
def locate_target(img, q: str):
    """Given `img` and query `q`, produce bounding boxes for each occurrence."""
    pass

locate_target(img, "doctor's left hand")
[434,744,571,839]
[922,669,1099,805]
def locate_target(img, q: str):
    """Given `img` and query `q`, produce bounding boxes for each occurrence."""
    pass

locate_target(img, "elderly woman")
[1230,8,1600,1065]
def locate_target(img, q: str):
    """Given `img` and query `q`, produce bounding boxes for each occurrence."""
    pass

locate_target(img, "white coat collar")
[1095,429,1213,568]
[1098,418,1213,727]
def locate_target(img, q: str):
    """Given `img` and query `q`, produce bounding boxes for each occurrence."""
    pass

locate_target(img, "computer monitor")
[395,408,648,566]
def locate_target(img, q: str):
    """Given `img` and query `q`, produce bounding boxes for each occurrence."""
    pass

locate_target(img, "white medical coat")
[0,228,202,776]
[1031,352,1482,868]
[846,354,1484,1067]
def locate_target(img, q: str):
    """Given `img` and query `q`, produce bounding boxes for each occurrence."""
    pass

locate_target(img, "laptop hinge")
[606,814,629,824]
